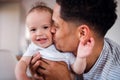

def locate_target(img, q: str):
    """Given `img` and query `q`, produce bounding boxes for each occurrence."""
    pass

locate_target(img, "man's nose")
[51,26,56,34]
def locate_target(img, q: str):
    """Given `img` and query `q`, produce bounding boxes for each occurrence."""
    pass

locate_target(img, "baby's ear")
[78,25,91,44]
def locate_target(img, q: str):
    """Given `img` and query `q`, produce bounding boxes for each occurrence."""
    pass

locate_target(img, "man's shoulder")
[105,38,120,48]
[104,38,120,53]
[104,38,120,65]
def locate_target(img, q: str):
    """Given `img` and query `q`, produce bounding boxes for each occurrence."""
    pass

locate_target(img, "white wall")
[0,3,21,54]
[105,0,120,45]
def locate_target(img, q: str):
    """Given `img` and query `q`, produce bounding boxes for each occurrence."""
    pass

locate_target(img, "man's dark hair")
[56,0,117,36]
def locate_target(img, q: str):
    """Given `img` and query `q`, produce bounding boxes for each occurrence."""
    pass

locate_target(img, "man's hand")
[29,53,44,80]
[29,53,72,80]
[37,59,72,80]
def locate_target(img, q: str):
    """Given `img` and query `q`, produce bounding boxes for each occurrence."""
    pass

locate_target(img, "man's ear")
[78,25,91,44]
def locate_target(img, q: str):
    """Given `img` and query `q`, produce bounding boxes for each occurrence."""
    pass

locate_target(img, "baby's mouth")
[36,38,47,44]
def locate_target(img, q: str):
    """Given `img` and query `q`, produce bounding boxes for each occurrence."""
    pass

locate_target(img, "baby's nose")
[36,29,43,36]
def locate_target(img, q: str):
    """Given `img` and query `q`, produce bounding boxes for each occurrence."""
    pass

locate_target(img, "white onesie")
[23,43,75,68]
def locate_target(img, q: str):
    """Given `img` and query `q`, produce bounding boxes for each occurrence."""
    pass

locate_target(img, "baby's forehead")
[28,2,53,16]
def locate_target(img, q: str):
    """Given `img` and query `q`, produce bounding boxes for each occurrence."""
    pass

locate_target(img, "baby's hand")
[77,37,95,58]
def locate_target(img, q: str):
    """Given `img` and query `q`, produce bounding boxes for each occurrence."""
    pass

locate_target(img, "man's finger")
[31,52,41,65]
[30,60,42,72]
[37,60,67,75]
[33,73,44,80]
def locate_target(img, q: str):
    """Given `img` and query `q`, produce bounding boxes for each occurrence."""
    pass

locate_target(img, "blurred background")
[0,0,120,58]
[0,0,55,58]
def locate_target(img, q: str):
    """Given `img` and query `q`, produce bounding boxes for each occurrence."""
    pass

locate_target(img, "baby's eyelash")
[30,28,36,31]
[43,26,49,29]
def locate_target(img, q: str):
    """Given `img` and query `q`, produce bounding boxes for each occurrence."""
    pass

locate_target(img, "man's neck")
[85,37,104,73]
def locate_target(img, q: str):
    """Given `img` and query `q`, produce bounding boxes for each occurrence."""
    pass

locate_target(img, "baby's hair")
[28,1,53,15]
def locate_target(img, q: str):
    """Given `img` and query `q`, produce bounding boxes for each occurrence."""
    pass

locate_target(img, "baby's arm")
[71,38,94,74]
[71,57,86,74]
[15,56,32,80]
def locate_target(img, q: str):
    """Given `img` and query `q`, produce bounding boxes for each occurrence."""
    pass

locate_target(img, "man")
[30,0,120,80]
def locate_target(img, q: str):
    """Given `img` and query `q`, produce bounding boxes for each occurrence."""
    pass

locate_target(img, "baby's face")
[26,10,53,48]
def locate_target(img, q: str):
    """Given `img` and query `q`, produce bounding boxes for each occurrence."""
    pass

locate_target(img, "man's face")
[51,4,79,55]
